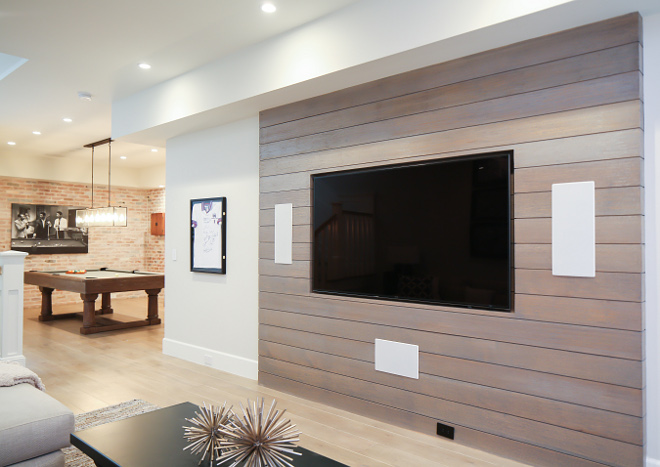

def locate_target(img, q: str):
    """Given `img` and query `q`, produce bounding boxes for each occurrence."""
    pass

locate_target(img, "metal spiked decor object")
[216,398,302,467]
[183,402,234,466]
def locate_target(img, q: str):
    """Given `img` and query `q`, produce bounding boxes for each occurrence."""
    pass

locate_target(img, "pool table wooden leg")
[80,293,99,334]
[145,288,162,324]
[100,292,113,314]
[38,287,54,321]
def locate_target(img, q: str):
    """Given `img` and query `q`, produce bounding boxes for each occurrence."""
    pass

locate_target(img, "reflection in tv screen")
[312,152,512,311]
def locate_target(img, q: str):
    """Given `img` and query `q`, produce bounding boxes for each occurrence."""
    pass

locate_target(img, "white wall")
[162,117,259,380]
[113,0,660,148]
[644,11,660,467]
[0,154,90,184]
[135,163,166,188]
[0,153,165,188]
[112,0,581,144]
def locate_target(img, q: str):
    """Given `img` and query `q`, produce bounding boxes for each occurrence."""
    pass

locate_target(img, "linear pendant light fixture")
[76,138,127,227]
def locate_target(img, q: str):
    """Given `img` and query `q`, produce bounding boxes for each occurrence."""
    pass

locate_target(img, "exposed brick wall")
[0,176,165,308]
[145,188,166,272]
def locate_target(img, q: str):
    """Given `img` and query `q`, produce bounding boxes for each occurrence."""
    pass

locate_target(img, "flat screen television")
[312,151,512,311]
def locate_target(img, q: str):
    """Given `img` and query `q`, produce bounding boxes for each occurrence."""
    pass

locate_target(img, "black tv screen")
[312,152,512,311]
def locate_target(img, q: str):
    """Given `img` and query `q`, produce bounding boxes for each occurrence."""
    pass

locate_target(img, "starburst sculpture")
[216,398,301,467]
[183,402,234,466]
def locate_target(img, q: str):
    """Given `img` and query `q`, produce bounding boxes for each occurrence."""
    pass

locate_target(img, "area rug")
[63,399,160,467]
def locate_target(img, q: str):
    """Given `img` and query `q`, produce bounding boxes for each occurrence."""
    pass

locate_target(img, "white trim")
[0,355,26,366]
[162,338,258,381]
[644,10,660,466]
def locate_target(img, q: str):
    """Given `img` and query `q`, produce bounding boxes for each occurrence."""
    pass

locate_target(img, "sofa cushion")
[0,383,74,466]
[9,450,64,467]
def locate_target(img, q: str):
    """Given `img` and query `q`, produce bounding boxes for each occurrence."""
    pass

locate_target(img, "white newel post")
[0,251,29,365]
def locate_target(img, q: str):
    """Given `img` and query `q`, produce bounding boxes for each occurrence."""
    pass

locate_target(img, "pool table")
[24,269,164,335]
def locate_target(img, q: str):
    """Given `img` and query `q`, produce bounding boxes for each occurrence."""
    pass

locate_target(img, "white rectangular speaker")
[552,181,596,277]
[274,203,293,264]
[374,338,419,379]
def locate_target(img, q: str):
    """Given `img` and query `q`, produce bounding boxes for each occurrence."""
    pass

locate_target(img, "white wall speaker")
[274,203,293,264]
[552,181,596,277]
[374,338,419,379]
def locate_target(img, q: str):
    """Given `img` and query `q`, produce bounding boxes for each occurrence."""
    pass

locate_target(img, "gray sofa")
[0,382,74,467]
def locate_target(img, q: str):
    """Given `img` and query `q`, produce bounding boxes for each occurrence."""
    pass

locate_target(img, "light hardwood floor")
[22,297,528,467]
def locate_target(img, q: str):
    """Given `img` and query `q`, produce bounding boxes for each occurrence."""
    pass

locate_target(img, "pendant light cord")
[108,140,112,207]
[91,146,94,208]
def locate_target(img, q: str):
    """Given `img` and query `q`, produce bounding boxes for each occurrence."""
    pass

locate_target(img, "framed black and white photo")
[11,203,89,255]
[190,197,227,274]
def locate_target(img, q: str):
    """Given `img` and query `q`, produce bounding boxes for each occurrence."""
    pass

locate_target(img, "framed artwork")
[190,197,227,274]
[11,203,89,255]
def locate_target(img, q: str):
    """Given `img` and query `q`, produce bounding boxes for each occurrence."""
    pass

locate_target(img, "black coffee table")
[71,402,348,467]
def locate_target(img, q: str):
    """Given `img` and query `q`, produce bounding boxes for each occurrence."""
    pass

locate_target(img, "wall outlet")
[437,422,455,440]
[203,355,212,366]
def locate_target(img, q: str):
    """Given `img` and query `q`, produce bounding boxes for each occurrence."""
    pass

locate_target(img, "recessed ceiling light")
[120,156,127,160]
[261,2,276,13]
[62,117,72,123]
[7,141,16,145]
[151,148,158,152]
[32,131,41,135]
[158,185,165,188]
[138,63,151,70]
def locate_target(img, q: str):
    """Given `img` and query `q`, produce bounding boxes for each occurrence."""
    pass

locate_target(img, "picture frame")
[11,203,89,255]
[190,197,227,274]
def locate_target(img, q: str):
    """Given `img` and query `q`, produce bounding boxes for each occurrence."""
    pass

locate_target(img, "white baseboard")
[162,338,258,380]
[0,355,26,366]
[648,456,660,467]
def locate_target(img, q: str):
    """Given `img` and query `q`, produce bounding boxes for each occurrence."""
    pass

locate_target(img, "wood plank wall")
[258,14,644,467]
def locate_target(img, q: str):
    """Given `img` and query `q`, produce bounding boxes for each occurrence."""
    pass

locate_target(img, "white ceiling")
[0,0,358,169]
